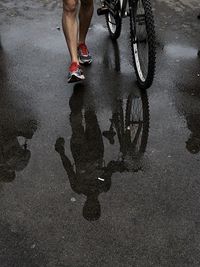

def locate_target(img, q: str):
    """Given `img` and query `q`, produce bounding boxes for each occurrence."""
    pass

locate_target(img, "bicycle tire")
[129,0,156,89]
[105,2,122,40]
[125,90,149,153]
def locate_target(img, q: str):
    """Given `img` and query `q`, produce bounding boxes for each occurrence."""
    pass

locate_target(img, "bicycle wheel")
[125,90,149,153]
[105,1,122,40]
[129,0,156,89]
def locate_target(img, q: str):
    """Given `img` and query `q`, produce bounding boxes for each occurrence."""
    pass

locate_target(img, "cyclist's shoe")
[78,43,92,65]
[68,62,85,83]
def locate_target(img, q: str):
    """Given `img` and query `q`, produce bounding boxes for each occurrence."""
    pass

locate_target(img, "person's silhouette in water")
[185,114,200,154]
[55,84,112,221]
[55,83,150,220]
[0,44,37,182]
[0,120,37,183]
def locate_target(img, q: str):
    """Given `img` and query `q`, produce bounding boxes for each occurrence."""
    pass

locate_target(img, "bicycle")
[97,0,156,89]
[103,89,150,171]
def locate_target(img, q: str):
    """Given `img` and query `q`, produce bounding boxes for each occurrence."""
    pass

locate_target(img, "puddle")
[91,23,107,33]
[164,44,198,59]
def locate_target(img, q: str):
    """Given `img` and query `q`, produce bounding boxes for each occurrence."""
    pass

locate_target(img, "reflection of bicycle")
[103,90,149,171]
[55,84,150,221]
[97,0,156,89]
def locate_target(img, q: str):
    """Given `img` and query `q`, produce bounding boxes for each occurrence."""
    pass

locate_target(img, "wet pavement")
[0,0,200,266]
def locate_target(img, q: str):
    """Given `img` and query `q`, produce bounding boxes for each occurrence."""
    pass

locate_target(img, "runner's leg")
[79,0,94,44]
[62,0,79,63]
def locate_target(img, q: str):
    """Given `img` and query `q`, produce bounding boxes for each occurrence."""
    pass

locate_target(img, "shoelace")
[79,43,89,56]
[69,62,79,72]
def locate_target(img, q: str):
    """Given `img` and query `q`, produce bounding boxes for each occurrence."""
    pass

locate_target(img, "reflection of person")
[0,120,37,183]
[0,45,37,182]
[185,114,200,154]
[55,83,150,220]
[198,14,200,56]
[174,83,200,154]
[55,85,111,221]
[0,41,38,183]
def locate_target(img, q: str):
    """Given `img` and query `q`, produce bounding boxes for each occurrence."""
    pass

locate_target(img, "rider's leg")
[79,0,94,44]
[62,0,79,64]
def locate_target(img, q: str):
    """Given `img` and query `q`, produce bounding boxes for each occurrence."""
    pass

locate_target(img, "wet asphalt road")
[0,0,200,266]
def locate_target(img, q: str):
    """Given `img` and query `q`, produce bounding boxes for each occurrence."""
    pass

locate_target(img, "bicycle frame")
[103,0,128,17]
[120,0,128,17]
[120,0,137,18]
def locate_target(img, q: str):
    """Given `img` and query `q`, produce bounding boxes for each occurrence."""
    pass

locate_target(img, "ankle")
[78,41,86,46]
[69,61,80,71]
[70,60,79,65]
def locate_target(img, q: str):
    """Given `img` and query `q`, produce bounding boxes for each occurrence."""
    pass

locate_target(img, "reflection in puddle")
[0,46,38,183]
[185,114,200,154]
[55,36,151,221]
[55,84,150,221]
[165,44,197,59]
[91,23,107,33]
[0,120,38,183]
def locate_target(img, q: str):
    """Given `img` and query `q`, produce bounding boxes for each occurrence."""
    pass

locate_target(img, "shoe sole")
[68,74,85,83]
[79,58,93,65]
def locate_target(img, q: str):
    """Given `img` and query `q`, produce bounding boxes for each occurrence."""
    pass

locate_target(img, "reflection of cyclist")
[0,47,37,183]
[185,114,200,154]
[55,86,111,221]
[62,0,93,83]
[198,14,200,56]
[55,84,149,220]
[0,120,37,183]
[174,83,200,154]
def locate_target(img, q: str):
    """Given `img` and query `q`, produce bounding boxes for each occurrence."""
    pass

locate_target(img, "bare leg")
[62,0,79,63]
[79,0,94,44]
